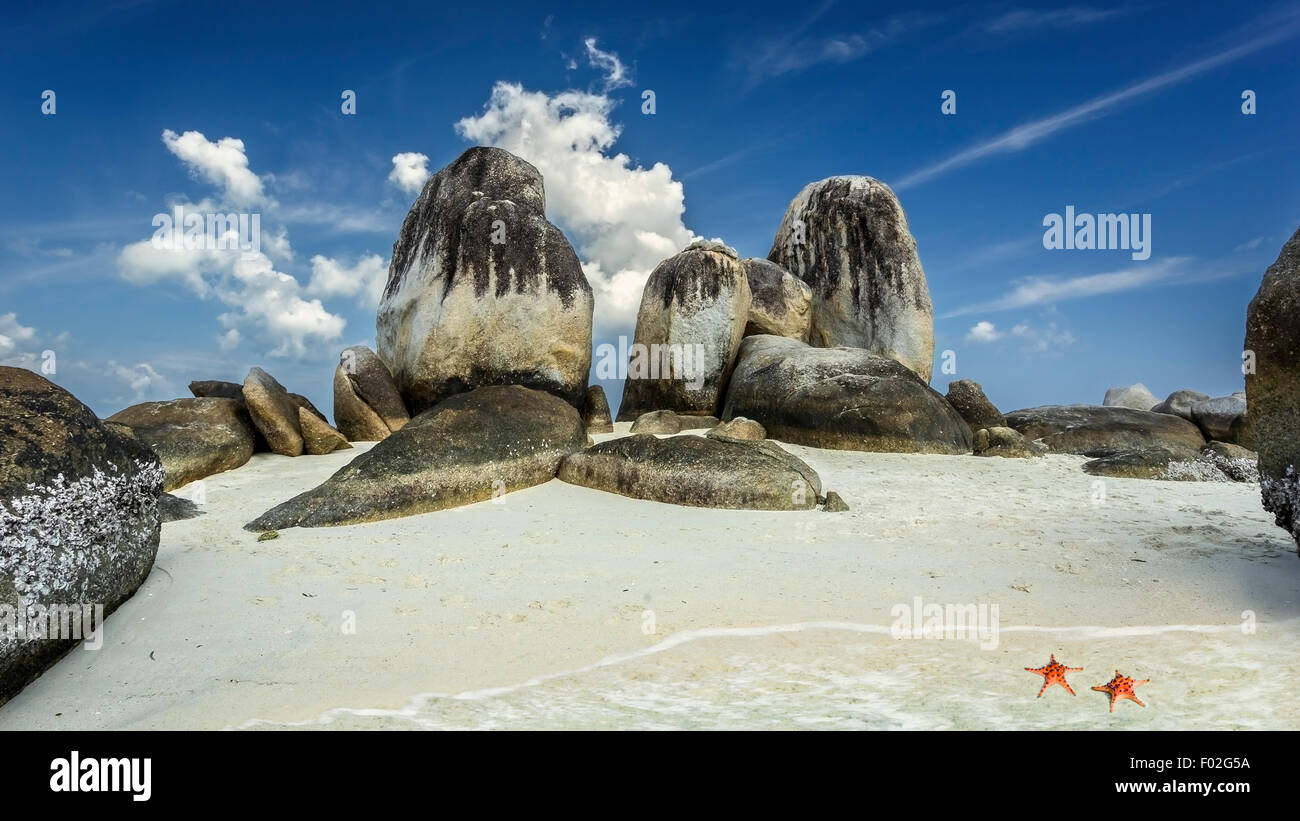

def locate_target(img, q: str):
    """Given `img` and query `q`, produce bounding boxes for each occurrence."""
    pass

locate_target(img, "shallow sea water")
[233,619,1300,731]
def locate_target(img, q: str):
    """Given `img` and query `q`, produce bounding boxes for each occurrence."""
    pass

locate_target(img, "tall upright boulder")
[242,367,303,457]
[1245,226,1300,548]
[616,241,752,421]
[376,147,594,415]
[2,368,162,705]
[767,176,934,381]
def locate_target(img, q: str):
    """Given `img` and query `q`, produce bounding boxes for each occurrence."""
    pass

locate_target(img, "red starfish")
[1092,670,1149,712]
[1025,654,1082,697]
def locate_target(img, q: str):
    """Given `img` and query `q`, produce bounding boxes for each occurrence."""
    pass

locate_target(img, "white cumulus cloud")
[307,253,389,307]
[965,321,1003,343]
[117,130,353,358]
[162,129,267,207]
[455,79,697,338]
[388,152,431,195]
[0,312,37,359]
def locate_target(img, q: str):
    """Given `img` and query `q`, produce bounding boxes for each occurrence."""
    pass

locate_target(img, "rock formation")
[946,380,1005,431]
[1004,405,1206,456]
[242,367,303,457]
[376,147,593,415]
[246,386,586,529]
[1102,383,1159,411]
[333,346,409,442]
[616,240,751,420]
[107,397,255,490]
[721,335,970,453]
[1,367,162,706]
[1244,225,1300,547]
[581,385,614,433]
[740,257,812,341]
[767,176,934,381]
[558,434,822,510]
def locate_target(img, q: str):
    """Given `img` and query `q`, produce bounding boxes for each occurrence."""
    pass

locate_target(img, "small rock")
[297,406,351,455]
[823,491,850,512]
[971,426,1042,458]
[630,410,683,434]
[581,385,614,433]
[707,417,766,442]
[946,379,1004,431]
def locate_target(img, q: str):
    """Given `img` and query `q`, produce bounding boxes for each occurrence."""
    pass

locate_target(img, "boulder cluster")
[249,147,856,527]
[4,148,1299,708]
[616,174,968,456]
[107,367,353,494]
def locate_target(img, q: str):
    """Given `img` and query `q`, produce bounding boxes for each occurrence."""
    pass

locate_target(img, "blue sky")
[2,0,1297,419]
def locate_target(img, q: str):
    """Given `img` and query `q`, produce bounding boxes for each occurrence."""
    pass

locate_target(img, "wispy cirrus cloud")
[981,6,1126,34]
[944,256,1188,317]
[585,38,634,91]
[738,4,940,89]
[895,8,1300,190]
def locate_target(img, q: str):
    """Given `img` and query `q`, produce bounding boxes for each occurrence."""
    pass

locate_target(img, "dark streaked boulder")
[558,434,822,510]
[616,241,751,420]
[721,335,971,453]
[1245,226,1300,547]
[741,257,812,341]
[1004,405,1205,457]
[245,386,586,529]
[376,147,593,415]
[767,176,934,380]
[1,367,162,706]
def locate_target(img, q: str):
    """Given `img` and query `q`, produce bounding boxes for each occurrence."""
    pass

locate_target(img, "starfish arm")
[1130,695,1146,707]
[1037,681,1049,697]
[1061,681,1077,696]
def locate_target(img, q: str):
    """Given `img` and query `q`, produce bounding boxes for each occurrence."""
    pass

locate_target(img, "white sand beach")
[2,423,1296,730]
